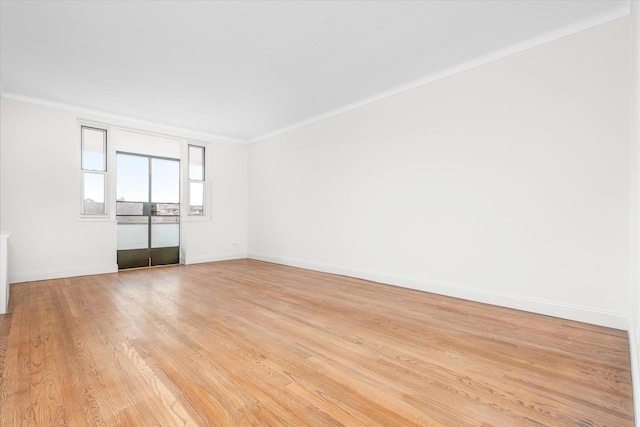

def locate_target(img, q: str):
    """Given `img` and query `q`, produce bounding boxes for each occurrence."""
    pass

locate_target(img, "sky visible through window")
[116,154,180,203]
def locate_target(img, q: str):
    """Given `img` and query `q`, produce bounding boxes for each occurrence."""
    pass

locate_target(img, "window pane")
[151,158,179,203]
[189,145,204,181]
[189,182,204,215]
[151,217,179,248]
[83,173,105,214]
[155,203,180,216]
[116,202,144,216]
[117,153,149,202]
[117,216,149,250]
[82,127,106,171]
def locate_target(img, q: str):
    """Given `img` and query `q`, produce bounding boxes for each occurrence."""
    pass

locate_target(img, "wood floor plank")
[0,259,634,426]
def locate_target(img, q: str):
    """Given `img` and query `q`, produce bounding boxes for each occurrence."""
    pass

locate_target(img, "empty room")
[1,0,640,425]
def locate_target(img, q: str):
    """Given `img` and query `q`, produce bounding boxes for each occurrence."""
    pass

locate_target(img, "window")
[188,145,205,215]
[81,126,108,215]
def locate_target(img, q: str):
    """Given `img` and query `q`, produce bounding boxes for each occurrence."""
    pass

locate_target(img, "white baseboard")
[183,252,247,265]
[248,253,628,330]
[9,264,119,284]
[628,318,640,426]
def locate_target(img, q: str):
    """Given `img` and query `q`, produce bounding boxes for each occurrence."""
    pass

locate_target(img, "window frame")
[187,144,206,216]
[79,124,110,219]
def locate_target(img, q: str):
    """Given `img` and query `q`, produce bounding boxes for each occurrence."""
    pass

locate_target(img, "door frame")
[116,151,181,269]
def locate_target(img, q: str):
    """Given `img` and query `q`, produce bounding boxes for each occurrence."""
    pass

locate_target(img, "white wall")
[0,98,248,283]
[182,139,248,264]
[249,17,632,329]
[629,1,640,421]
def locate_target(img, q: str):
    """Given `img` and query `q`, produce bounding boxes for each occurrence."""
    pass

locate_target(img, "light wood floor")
[0,259,634,426]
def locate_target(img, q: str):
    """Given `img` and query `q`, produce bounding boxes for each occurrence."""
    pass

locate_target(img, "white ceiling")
[0,1,631,142]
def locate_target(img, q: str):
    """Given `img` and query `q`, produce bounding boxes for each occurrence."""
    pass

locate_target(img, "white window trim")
[78,120,114,221]
[182,140,210,222]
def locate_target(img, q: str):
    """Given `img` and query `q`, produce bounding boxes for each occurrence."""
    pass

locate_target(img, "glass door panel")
[152,158,180,203]
[116,202,144,216]
[117,216,149,250]
[154,203,179,215]
[117,154,149,202]
[151,217,180,248]
[116,153,180,269]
